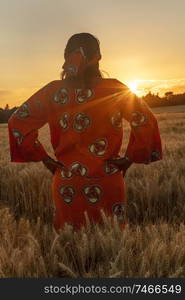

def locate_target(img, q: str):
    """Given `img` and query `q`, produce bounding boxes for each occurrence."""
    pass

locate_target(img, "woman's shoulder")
[40,80,62,91]
[45,79,129,92]
[47,80,63,87]
[100,78,129,90]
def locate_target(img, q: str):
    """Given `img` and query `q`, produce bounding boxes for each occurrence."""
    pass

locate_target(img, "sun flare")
[128,80,139,95]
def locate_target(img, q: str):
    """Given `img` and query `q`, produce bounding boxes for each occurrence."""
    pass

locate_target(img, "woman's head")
[64,32,101,60]
[62,33,102,86]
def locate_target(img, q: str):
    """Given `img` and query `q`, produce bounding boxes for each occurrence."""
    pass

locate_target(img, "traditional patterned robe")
[8,79,162,229]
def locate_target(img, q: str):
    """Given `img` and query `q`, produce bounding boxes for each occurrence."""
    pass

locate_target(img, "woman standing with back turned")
[8,33,162,230]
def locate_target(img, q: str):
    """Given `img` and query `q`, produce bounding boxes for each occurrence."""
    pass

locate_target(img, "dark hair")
[62,33,102,87]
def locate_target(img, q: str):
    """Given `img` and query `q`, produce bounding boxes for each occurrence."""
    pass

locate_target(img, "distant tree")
[142,91,161,107]
[0,105,18,123]
[4,104,9,110]
[165,91,173,99]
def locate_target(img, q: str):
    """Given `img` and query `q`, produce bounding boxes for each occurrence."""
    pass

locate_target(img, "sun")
[128,80,139,95]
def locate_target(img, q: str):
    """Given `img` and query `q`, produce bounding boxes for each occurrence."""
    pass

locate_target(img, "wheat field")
[0,105,185,278]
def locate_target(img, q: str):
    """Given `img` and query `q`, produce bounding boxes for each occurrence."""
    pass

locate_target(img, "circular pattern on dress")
[73,113,91,132]
[59,113,69,130]
[59,185,75,203]
[61,162,88,179]
[83,185,102,204]
[89,138,107,157]
[12,129,23,145]
[130,111,147,127]
[54,88,68,105]
[112,203,125,221]
[15,103,30,119]
[111,111,122,129]
[61,167,73,180]
[71,162,87,176]
[76,89,93,103]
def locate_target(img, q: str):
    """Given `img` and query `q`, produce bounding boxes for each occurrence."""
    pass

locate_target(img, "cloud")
[136,79,185,96]
[0,90,12,96]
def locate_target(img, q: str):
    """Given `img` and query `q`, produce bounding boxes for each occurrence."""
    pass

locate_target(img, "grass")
[0,105,185,277]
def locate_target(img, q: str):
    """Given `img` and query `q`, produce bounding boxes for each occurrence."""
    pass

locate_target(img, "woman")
[8,33,162,230]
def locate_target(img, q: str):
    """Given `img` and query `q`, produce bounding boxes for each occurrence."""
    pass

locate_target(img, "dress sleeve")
[118,85,162,164]
[8,81,54,162]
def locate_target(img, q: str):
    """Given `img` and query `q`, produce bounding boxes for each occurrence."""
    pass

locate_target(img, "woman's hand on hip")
[42,156,64,174]
[106,156,132,176]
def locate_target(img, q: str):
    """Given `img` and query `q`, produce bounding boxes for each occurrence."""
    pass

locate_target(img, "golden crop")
[0,105,184,277]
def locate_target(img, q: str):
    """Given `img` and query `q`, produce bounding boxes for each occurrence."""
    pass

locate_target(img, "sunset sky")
[0,0,185,107]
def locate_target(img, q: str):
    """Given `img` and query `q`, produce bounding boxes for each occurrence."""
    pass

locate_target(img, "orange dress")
[8,79,162,229]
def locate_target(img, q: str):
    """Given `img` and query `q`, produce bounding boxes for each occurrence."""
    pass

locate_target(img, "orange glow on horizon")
[2,77,185,108]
